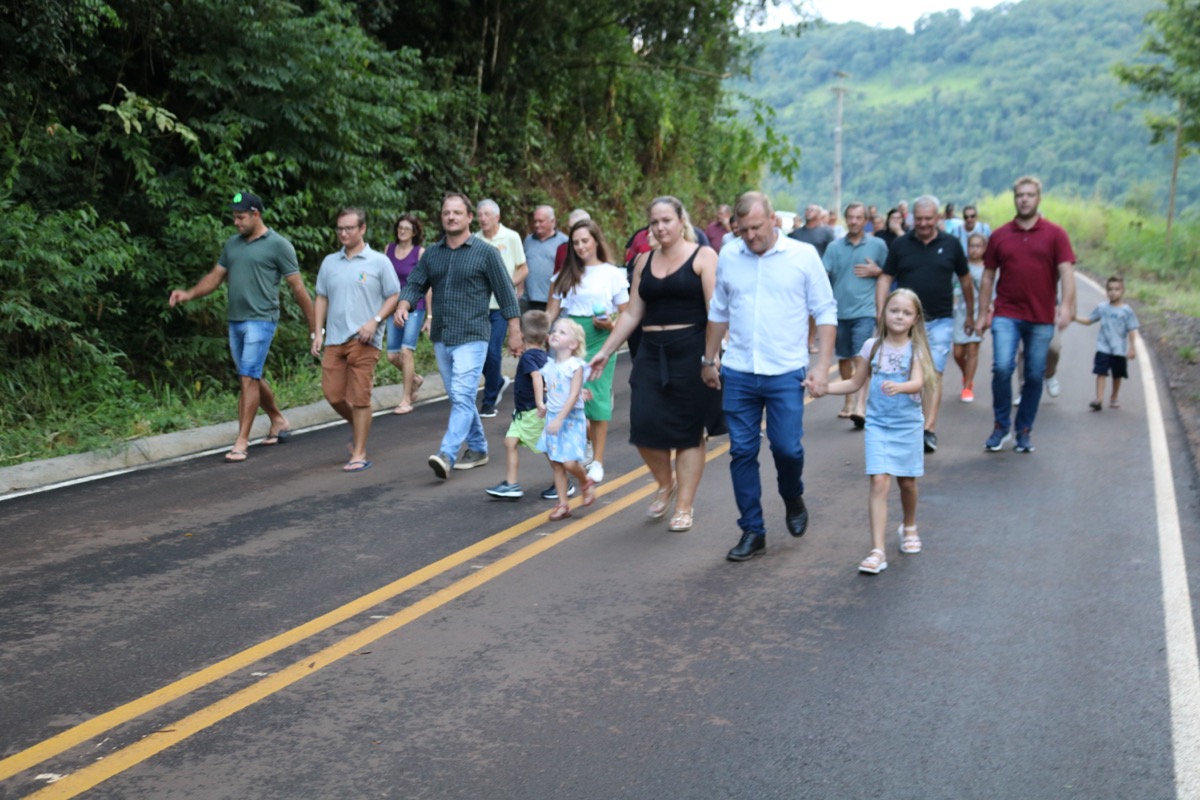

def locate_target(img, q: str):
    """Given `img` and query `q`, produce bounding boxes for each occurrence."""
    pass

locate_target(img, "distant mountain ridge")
[733,0,1198,213]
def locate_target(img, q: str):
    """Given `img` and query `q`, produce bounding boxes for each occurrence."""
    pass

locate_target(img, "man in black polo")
[876,195,973,453]
[395,193,524,479]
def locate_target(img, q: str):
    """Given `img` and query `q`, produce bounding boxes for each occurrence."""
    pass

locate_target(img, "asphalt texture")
[2,279,1199,799]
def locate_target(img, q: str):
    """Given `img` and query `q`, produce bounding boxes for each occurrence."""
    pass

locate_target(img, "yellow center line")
[0,466,651,784]
[24,442,734,798]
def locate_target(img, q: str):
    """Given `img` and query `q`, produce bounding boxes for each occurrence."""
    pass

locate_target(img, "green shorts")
[506,408,546,452]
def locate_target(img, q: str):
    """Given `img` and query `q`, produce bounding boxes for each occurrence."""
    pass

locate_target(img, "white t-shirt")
[552,263,630,316]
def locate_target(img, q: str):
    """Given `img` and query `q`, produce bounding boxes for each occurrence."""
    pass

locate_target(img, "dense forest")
[0,0,797,441]
[734,0,1198,214]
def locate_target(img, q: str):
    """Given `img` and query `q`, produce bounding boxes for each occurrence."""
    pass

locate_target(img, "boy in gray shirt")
[1075,275,1138,411]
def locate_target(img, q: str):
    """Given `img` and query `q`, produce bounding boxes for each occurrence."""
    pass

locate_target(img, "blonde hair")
[868,288,938,396]
[552,318,588,359]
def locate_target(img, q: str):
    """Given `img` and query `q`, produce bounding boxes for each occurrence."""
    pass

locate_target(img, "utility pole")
[832,71,848,218]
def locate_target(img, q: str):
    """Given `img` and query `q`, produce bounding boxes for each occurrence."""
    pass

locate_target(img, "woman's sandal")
[668,508,694,532]
[411,374,424,402]
[582,478,597,507]
[898,523,922,554]
[647,483,677,519]
[549,503,572,521]
[859,548,887,574]
[393,402,414,415]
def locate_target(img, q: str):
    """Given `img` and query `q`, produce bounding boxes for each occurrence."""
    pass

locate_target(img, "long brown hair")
[553,219,612,298]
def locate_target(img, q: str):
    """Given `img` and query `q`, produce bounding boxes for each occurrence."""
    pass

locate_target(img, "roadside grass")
[0,338,437,467]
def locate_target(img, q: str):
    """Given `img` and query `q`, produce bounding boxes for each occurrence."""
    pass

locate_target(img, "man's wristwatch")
[700,357,717,367]
[373,315,383,324]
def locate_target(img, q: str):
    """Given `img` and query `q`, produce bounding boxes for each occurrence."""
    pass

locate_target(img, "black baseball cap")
[229,192,264,213]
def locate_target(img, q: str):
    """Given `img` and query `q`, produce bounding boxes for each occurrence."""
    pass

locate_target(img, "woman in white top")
[545,220,630,486]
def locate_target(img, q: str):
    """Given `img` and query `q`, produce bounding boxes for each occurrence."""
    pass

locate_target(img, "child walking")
[537,318,597,520]
[1076,275,1139,410]
[826,289,938,574]
[953,232,987,402]
[485,311,551,500]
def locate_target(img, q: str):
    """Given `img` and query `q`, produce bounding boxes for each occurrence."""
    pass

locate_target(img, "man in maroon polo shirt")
[976,176,1077,454]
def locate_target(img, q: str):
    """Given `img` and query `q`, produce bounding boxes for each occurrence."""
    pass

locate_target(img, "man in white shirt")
[702,191,837,562]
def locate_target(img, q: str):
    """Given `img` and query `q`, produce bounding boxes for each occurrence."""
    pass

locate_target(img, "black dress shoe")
[726,531,765,562]
[783,496,808,537]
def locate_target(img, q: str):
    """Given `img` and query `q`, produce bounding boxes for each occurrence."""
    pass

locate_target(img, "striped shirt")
[400,234,520,346]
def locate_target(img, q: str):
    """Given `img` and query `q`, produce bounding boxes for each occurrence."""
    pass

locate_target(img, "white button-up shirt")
[709,231,837,376]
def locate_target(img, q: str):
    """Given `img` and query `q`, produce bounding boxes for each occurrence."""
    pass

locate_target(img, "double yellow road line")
[6,443,732,798]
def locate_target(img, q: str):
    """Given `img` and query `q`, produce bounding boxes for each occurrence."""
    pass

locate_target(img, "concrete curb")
[0,367,459,497]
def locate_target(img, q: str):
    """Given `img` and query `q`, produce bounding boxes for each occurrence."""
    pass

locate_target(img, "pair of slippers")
[223,425,291,463]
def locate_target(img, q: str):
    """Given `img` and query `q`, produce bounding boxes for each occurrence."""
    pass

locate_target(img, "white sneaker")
[581,441,595,468]
[1045,376,1061,398]
[586,461,604,483]
[496,375,513,405]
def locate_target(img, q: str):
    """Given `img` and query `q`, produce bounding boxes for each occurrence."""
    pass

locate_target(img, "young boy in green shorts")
[486,310,551,499]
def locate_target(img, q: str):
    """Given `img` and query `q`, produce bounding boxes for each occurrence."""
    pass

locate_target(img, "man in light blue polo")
[311,207,400,473]
[702,191,837,562]
[522,205,567,313]
[823,201,888,427]
[169,191,316,463]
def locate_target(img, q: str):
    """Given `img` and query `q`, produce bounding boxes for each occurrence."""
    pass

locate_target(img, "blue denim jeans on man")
[481,309,508,409]
[433,340,489,464]
[721,366,808,536]
[990,316,1054,434]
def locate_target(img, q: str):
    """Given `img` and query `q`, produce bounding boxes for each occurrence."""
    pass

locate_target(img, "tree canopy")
[0,0,797,434]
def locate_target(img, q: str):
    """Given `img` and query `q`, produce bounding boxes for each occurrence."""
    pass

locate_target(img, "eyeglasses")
[396,224,414,232]
[335,225,362,233]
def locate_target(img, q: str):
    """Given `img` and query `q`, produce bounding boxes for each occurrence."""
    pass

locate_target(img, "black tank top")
[639,247,707,326]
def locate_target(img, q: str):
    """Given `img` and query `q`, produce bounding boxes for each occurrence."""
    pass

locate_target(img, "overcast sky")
[765,0,1010,31]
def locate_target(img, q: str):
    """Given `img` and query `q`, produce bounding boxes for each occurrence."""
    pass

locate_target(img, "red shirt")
[984,216,1075,324]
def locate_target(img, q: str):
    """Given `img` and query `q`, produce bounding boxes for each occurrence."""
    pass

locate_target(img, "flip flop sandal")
[411,374,424,402]
[393,403,414,415]
[343,459,373,473]
[224,450,248,463]
[262,427,291,445]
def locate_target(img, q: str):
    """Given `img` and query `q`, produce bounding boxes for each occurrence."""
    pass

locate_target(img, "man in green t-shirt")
[169,192,317,463]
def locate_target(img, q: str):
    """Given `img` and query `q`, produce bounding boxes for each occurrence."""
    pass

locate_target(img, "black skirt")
[629,325,726,449]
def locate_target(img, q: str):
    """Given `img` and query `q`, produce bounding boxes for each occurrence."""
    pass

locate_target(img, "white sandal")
[858,548,887,574]
[898,524,922,554]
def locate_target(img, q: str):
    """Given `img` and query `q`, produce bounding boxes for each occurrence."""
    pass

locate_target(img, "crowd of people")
[169,176,1135,573]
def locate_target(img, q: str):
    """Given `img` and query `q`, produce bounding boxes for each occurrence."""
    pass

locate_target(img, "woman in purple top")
[386,213,431,414]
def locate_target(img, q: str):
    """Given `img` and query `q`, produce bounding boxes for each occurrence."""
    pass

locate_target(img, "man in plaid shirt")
[395,193,524,479]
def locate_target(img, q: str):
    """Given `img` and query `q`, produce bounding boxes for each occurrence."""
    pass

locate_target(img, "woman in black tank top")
[586,196,724,532]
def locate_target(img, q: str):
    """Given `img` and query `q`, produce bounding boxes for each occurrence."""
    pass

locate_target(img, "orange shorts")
[322,340,381,408]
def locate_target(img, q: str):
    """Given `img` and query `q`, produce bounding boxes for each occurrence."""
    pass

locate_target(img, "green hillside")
[733,0,1198,213]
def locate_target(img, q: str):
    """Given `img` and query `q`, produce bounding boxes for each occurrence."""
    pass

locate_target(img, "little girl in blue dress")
[826,289,937,574]
[537,318,597,520]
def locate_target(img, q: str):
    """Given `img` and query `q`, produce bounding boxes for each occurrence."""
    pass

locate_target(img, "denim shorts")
[387,309,425,353]
[836,317,877,361]
[228,320,278,379]
[925,317,954,373]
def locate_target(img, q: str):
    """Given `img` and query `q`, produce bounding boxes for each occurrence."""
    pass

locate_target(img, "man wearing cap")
[311,207,400,473]
[395,192,524,479]
[169,192,316,463]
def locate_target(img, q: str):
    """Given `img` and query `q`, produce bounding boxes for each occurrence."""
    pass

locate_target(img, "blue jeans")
[990,316,1054,434]
[481,310,508,409]
[722,367,808,536]
[433,340,489,464]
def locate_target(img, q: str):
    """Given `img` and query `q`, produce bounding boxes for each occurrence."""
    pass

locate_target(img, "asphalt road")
[2,278,1199,799]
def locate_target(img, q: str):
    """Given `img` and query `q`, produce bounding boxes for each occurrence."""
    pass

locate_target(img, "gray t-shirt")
[219,230,300,322]
[315,244,401,348]
[1088,302,1139,356]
